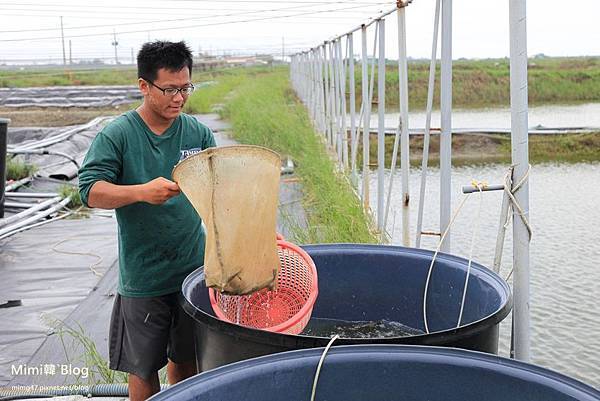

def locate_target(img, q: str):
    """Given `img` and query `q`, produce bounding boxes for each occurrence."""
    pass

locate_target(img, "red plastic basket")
[209,240,318,335]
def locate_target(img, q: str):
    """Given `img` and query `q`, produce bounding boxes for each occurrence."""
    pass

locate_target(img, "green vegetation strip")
[359,56,600,109]
[4,57,599,110]
[215,68,377,244]
[184,68,249,114]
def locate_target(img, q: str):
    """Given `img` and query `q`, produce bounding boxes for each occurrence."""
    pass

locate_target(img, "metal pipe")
[509,0,531,362]
[0,118,8,218]
[398,5,411,247]
[348,33,357,182]
[377,18,385,233]
[439,0,453,253]
[317,46,326,135]
[461,184,504,193]
[323,43,332,147]
[332,39,341,162]
[339,39,349,170]
[361,25,371,210]
[493,191,510,273]
[415,0,441,248]
[329,42,337,150]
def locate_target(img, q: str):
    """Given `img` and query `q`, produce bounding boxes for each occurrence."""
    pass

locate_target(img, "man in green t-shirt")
[78,41,215,401]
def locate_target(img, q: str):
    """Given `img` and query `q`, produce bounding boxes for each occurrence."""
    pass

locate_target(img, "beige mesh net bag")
[172,145,281,295]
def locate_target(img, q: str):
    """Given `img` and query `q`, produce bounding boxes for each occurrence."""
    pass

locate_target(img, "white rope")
[504,165,532,237]
[422,179,489,333]
[499,165,532,281]
[422,194,469,333]
[456,181,485,328]
[310,334,339,401]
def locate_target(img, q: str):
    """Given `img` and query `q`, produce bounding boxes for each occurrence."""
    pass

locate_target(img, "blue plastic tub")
[181,244,512,371]
[150,345,600,401]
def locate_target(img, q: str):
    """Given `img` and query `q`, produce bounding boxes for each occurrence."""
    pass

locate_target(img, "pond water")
[362,162,600,388]
[370,102,600,129]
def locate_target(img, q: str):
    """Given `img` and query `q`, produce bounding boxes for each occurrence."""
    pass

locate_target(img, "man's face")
[139,67,191,122]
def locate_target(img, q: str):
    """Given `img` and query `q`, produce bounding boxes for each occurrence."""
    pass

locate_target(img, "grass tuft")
[6,157,37,180]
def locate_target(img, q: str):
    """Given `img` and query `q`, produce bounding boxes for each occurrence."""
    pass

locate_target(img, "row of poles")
[290,0,531,361]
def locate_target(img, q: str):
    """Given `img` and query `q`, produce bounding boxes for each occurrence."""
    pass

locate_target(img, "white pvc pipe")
[0,197,69,236]
[377,19,386,234]
[509,0,531,362]
[415,0,441,248]
[440,0,453,253]
[9,117,107,152]
[0,196,62,228]
[4,176,33,192]
[5,192,59,198]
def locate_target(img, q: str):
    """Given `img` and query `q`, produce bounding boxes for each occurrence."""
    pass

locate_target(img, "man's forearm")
[87,181,143,209]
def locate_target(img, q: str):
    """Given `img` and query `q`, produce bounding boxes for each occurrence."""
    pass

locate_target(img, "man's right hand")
[139,177,181,205]
[87,178,181,209]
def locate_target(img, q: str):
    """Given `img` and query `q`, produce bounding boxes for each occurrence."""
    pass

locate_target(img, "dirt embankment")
[0,105,132,127]
[2,105,598,165]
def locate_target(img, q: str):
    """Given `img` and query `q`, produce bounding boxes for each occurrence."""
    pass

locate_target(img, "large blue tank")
[150,345,600,401]
[181,244,512,371]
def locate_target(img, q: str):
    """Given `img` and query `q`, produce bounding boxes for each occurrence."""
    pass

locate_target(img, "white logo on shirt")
[180,147,203,160]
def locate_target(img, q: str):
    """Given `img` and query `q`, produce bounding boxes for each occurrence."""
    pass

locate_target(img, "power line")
[0,2,336,33]
[0,2,392,42]
[0,5,378,23]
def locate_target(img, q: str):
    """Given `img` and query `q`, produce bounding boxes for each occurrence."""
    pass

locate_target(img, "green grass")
[4,57,599,110]
[0,67,138,87]
[221,68,378,243]
[184,68,249,114]
[355,56,600,110]
[6,156,37,180]
[42,314,128,385]
[42,314,168,385]
[59,184,83,208]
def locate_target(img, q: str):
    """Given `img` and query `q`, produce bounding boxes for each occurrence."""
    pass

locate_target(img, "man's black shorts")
[109,292,196,380]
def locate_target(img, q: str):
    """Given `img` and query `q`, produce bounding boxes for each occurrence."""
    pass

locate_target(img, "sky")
[1,0,599,65]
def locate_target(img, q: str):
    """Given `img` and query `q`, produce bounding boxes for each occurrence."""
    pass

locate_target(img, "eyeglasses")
[142,78,195,97]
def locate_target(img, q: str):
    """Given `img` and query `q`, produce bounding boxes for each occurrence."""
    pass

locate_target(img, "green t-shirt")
[78,110,216,297]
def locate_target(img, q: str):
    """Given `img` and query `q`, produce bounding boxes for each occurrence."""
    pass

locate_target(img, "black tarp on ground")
[0,215,119,387]
[0,86,141,108]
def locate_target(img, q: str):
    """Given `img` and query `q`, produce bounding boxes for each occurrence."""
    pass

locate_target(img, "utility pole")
[131,48,134,65]
[112,30,119,65]
[282,37,285,63]
[60,16,66,65]
[69,40,72,65]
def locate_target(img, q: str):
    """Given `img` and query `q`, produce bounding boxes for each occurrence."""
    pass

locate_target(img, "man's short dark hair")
[137,41,193,81]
